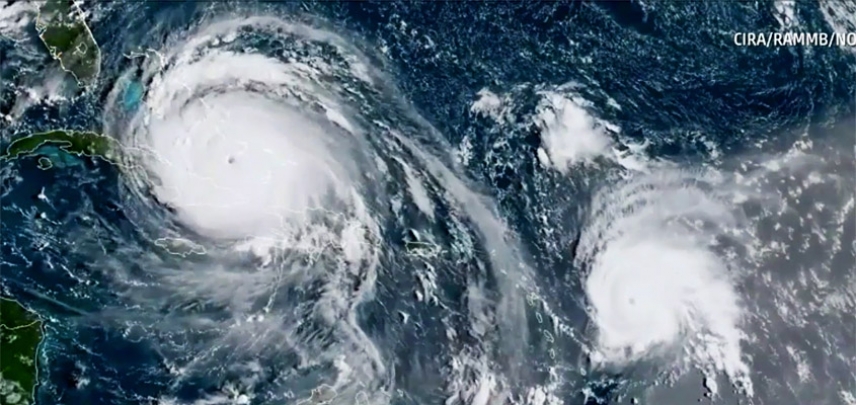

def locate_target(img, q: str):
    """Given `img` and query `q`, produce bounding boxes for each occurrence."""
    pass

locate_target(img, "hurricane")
[579,170,754,394]
[1,2,854,405]
[93,10,543,404]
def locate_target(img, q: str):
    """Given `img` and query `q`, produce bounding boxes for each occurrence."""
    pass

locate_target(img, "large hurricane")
[93,9,541,405]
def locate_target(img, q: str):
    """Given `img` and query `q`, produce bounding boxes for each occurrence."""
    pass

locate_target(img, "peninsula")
[0,298,43,405]
[35,0,101,87]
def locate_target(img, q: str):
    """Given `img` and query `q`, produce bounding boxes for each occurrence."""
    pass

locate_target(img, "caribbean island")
[0,130,118,164]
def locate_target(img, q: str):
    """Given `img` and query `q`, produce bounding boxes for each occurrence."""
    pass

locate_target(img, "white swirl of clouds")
[576,170,756,397]
[120,16,377,245]
[99,13,542,405]
[100,15,401,404]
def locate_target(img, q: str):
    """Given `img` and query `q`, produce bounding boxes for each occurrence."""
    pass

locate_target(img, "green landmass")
[0,130,118,163]
[35,0,101,87]
[0,298,42,405]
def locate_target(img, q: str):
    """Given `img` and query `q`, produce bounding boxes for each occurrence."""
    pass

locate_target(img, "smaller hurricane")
[577,170,754,396]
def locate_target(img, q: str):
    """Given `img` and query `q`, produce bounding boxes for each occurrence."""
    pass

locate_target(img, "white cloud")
[535,92,613,171]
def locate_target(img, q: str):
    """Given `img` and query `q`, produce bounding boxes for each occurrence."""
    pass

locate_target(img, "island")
[154,237,207,257]
[0,298,43,405]
[297,385,338,405]
[0,130,118,164]
[35,0,101,87]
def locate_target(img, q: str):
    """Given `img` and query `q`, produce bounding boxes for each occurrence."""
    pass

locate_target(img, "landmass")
[404,240,442,258]
[35,0,101,87]
[0,130,118,164]
[154,237,207,257]
[0,298,43,405]
[296,385,338,405]
[36,158,53,171]
[403,229,442,258]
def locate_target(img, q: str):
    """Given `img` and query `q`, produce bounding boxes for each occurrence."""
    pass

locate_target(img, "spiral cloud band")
[100,15,406,403]
[577,171,753,396]
[125,17,374,242]
[99,12,542,405]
